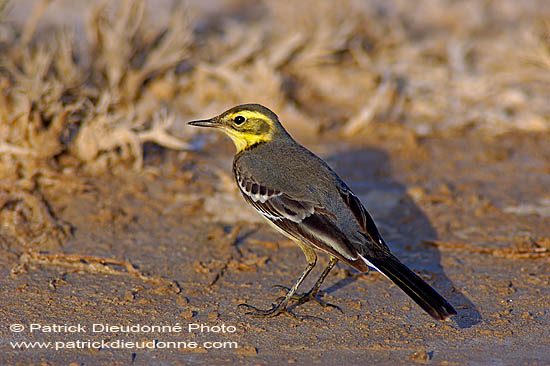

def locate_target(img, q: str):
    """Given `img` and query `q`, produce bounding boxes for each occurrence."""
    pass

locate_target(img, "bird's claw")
[238,301,325,321]
[293,292,343,313]
[285,306,326,322]
[238,301,286,318]
[270,285,343,313]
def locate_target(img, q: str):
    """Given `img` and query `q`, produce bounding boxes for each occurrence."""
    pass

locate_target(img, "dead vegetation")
[424,238,550,260]
[1,0,193,253]
[0,0,549,260]
[11,247,181,293]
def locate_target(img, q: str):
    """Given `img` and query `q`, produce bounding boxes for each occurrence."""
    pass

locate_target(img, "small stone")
[521,312,533,319]
[411,349,431,363]
[180,310,195,319]
[407,186,426,201]
[234,345,257,355]
[176,296,189,306]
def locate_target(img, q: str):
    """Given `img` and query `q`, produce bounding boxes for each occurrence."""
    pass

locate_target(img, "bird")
[188,104,457,321]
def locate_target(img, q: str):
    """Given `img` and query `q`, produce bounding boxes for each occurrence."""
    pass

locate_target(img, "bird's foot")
[238,300,323,321]
[272,285,343,313]
[237,300,287,318]
[238,286,332,321]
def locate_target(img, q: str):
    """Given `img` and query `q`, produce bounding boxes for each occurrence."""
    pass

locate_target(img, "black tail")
[367,254,457,320]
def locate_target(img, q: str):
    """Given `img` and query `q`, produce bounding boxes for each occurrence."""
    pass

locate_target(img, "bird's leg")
[304,256,338,298]
[239,244,317,319]
[274,256,341,312]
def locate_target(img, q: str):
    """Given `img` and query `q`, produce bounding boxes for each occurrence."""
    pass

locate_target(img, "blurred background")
[3,0,549,226]
[2,0,550,169]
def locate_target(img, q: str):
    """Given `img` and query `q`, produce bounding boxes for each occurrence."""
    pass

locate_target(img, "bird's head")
[188,104,287,152]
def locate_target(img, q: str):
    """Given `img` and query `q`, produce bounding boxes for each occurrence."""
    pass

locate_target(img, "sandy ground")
[2,130,549,365]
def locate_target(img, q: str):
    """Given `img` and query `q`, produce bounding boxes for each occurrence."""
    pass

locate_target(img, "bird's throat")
[225,130,271,152]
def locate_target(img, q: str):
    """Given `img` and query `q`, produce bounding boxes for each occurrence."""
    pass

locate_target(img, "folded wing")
[235,171,368,270]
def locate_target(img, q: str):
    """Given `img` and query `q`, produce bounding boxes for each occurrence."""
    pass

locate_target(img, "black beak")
[187,118,220,128]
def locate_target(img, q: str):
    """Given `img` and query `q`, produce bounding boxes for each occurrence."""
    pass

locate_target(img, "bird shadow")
[319,147,481,328]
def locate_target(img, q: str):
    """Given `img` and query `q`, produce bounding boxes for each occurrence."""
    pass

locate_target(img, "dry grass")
[1,0,193,248]
[0,0,549,249]
[179,0,550,136]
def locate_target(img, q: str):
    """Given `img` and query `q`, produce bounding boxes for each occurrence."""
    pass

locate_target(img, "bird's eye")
[234,115,246,125]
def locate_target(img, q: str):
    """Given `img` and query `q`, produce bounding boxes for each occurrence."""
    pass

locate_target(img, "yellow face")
[189,105,280,152]
[219,110,275,152]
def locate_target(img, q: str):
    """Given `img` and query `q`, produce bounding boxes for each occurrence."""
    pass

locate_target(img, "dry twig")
[424,240,550,259]
[12,249,181,293]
